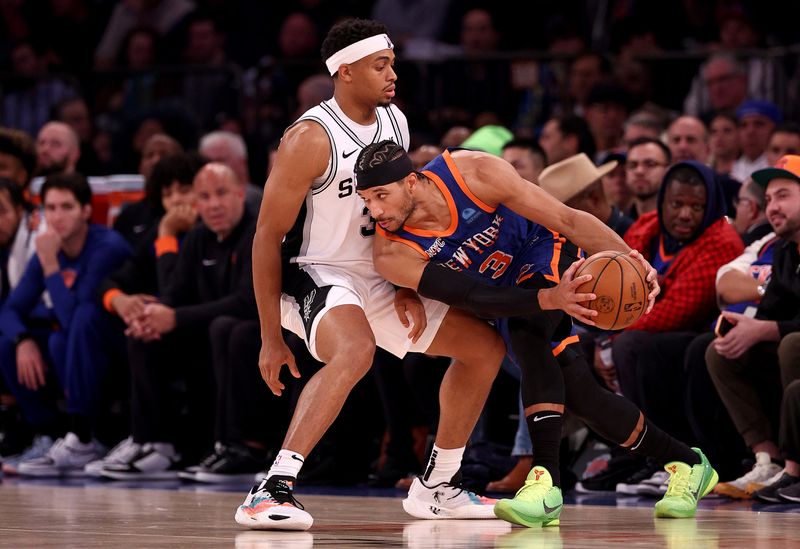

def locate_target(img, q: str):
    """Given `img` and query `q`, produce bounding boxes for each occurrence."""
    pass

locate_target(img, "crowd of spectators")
[1,0,800,505]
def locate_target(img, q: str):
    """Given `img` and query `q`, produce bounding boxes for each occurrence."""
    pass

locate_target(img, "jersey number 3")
[479,250,513,279]
[339,178,375,237]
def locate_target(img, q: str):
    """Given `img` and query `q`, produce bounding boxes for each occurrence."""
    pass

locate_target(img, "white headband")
[325,34,394,76]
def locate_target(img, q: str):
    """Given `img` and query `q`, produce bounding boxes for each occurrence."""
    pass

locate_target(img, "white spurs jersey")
[282,98,409,274]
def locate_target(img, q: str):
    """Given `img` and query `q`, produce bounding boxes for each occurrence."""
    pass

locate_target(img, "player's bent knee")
[323,336,375,377]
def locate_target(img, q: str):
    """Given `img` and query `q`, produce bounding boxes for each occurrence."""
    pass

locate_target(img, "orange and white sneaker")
[714,452,781,499]
[402,476,498,519]
[235,476,313,531]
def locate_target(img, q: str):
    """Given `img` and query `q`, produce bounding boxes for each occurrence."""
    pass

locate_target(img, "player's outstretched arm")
[253,121,329,395]
[373,234,596,320]
[456,152,630,256]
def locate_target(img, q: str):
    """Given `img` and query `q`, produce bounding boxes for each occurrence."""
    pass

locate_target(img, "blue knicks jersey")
[379,150,563,288]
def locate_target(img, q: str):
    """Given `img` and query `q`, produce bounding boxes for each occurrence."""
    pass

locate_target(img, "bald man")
[35,121,80,176]
[101,162,259,480]
[667,116,710,164]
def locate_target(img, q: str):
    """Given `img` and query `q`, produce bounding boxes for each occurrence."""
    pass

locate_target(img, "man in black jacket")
[101,163,264,480]
[707,154,800,501]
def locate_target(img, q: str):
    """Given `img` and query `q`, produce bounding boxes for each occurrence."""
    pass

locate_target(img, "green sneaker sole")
[494,500,561,527]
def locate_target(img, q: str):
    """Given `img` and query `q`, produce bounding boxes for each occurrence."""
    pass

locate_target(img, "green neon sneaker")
[654,448,718,519]
[494,466,562,527]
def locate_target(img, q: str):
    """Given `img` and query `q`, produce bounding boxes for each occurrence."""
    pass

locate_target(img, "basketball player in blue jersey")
[237,19,507,531]
[355,140,720,526]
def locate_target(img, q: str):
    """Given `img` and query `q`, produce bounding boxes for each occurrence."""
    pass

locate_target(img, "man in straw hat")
[539,153,633,237]
[354,140,719,526]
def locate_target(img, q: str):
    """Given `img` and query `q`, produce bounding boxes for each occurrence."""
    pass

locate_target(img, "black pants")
[372,350,448,468]
[209,317,287,448]
[683,332,749,479]
[128,329,215,461]
[613,330,698,443]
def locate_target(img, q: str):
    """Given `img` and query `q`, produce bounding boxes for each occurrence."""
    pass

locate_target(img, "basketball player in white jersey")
[235,18,505,531]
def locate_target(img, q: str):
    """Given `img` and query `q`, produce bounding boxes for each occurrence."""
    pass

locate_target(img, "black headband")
[355,154,414,191]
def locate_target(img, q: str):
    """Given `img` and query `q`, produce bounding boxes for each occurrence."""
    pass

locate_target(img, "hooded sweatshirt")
[623,161,744,332]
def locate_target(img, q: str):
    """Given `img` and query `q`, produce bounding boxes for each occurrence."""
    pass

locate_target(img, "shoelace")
[255,478,306,510]
[664,469,690,498]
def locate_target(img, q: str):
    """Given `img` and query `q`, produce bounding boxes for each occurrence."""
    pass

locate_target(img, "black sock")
[69,414,92,444]
[627,418,699,466]
[526,412,563,487]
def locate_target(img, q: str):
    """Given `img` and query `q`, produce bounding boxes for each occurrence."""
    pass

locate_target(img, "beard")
[36,158,70,177]
[634,188,659,200]
[774,215,800,241]
[377,193,415,231]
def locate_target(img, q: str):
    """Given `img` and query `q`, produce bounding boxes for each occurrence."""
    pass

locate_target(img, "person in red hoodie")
[587,160,744,495]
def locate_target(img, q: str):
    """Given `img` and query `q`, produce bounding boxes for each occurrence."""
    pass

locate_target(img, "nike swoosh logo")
[202,259,217,266]
[268,514,291,520]
[533,414,561,422]
[543,502,562,515]
[342,149,357,158]
[291,454,304,463]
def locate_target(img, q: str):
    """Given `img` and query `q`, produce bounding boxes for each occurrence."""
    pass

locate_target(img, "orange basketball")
[575,251,648,330]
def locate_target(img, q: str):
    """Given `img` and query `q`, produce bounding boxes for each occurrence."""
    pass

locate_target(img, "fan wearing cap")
[707,155,800,501]
[731,100,783,183]
[356,140,720,524]
[538,153,633,237]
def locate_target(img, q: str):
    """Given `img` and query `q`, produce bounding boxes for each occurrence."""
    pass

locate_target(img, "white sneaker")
[402,477,497,519]
[635,470,670,497]
[84,436,141,477]
[714,452,782,499]
[1,435,54,475]
[235,476,313,531]
[100,442,181,480]
[18,433,104,477]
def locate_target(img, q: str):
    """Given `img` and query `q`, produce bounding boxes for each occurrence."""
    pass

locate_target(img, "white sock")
[267,449,306,480]
[422,445,465,485]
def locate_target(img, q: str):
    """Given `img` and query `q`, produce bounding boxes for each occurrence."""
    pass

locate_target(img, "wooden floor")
[1,484,799,548]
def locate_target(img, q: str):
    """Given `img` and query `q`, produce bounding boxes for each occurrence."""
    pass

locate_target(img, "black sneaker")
[178,442,226,481]
[194,443,268,484]
[575,455,646,493]
[754,472,800,503]
[777,478,800,503]
[615,460,661,495]
[235,475,313,530]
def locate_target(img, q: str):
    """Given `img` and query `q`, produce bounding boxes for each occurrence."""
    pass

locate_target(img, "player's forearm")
[417,262,544,318]
[567,210,630,255]
[252,229,284,341]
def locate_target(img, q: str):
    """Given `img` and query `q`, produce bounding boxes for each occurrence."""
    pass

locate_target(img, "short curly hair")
[320,18,389,62]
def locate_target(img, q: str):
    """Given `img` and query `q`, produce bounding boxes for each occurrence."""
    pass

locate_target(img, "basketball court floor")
[2,478,799,548]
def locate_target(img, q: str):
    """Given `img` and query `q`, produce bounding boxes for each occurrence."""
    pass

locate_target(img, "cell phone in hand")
[714,315,734,337]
